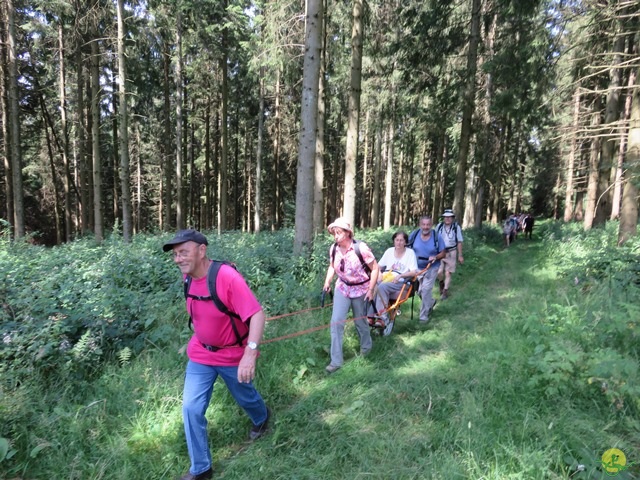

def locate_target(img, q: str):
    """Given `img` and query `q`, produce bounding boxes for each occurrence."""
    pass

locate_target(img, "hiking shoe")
[441,289,448,300]
[325,364,341,374]
[249,407,271,441]
[178,468,213,480]
[439,280,445,294]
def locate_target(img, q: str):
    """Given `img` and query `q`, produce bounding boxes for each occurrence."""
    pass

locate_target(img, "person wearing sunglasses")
[322,218,379,373]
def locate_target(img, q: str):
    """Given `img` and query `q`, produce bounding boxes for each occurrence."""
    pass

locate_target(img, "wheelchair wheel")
[382,319,394,336]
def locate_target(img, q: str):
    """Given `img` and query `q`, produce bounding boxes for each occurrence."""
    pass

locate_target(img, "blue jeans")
[183,360,268,475]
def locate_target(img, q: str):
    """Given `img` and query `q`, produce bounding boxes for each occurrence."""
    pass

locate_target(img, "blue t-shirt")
[411,230,444,270]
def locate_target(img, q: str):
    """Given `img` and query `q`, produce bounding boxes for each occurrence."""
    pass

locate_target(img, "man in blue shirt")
[410,216,446,324]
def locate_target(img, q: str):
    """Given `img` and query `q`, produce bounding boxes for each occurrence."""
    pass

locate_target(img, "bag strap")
[184,260,247,347]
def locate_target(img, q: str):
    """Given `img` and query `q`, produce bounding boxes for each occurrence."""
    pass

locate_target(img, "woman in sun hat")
[322,217,379,373]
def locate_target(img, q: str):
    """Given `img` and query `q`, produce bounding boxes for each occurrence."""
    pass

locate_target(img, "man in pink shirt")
[163,229,270,480]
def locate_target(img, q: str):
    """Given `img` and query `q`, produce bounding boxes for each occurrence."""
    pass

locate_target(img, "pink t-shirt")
[185,263,262,366]
[331,241,375,298]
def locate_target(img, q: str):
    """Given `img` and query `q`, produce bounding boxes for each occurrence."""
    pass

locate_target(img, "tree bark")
[618,60,640,245]
[58,23,73,241]
[342,0,364,227]
[255,68,265,233]
[90,36,103,242]
[293,0,323,255]
[583,95,602,231]
[611,35,636,220]
[219,0,230,232]
[0,0,14,224]
[175,11,184,230]
[452,0,481,222]
[162,37,172,231]
[383,120,394,231]
[564,88,580,222]
[7,0,24,238]
[116,0,132,242]
[594,32,625,226]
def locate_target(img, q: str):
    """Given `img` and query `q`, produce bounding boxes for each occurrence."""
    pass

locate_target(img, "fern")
[117,347,132,366]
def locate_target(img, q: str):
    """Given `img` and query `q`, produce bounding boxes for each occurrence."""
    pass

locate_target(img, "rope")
[260,261,435,345]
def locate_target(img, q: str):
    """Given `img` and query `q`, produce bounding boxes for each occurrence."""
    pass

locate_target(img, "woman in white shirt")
[371,231,419,327]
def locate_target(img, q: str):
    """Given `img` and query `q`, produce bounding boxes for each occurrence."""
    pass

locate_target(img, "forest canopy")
[0,0,639,246]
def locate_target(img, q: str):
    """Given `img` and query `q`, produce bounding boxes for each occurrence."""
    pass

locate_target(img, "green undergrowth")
[1,222,639,479]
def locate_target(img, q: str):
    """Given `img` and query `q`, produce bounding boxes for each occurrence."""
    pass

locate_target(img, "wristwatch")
[247,341,258,350]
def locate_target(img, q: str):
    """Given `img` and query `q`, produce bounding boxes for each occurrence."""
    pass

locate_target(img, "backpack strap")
[183,260,248,347]
[331,239,371,286]
[407,228,420,249]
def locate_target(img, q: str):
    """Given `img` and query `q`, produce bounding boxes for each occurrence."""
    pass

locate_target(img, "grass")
[1,224,639,479]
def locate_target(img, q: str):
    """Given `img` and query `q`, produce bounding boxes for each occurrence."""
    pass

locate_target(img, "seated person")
[371,231,419,327]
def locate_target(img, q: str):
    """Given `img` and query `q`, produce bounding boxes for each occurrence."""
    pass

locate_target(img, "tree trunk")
[40,96,62,244]
[313,3,327,234]
[116,0,132,242]
[564,88,580,222]
[0,2,14,224]
[583,95,602,231]
[175,12,184,230]
[272,67,282,229]
[383,120,394,231]
[371,119,382,228]
[452,0,481,221]
[255,68,265,233]
[293,0,323,256]
[359,109,370,228]
[611,38,636,220]
[7,0,24,238]
[594,32,625,226]
[342,0,364,226]
[162,37,172,231]
[618,60,640,245]
[76,41,90,234]
[57,23,73,241]
[90,37,103,242]
[219,0,229,232]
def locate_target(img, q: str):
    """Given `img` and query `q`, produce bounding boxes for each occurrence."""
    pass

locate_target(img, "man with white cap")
[322,218,379,373]
[435,209,464,300]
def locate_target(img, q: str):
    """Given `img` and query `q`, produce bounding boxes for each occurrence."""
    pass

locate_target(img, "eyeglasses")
[173,249,193,260]
[339,258,345,272]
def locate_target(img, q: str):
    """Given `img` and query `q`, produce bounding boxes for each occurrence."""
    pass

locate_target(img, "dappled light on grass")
[2,224,639,479]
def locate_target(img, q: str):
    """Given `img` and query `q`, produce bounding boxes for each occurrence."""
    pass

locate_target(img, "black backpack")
[330,239,371,286]
[183,260,248,347]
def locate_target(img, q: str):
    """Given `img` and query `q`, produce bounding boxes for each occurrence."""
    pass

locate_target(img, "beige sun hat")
[327,217,353,235]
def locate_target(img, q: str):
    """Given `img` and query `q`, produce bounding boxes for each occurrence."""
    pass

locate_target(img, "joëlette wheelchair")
[368,274,421,337]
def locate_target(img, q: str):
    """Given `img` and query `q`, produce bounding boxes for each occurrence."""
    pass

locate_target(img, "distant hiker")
[503,214,517,247]
[408,215,446,324]
[322,218,379,373]
[370,230,419,328]
[163,229,270,480]
[523,213,535,239]
[435,209,464,300]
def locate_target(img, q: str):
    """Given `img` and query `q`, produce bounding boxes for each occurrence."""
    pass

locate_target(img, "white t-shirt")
[378,247,418,280]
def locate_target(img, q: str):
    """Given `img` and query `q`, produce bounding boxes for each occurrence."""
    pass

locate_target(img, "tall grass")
[1,222,639,479]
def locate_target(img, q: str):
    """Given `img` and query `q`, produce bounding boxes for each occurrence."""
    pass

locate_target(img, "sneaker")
[178,468,213,480]
[249,407,271,441]
[441,289,448,300]
[439,280,445,294]
[325,364,341,374]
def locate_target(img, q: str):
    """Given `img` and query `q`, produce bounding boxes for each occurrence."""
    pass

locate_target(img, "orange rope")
[261,261,434,344]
